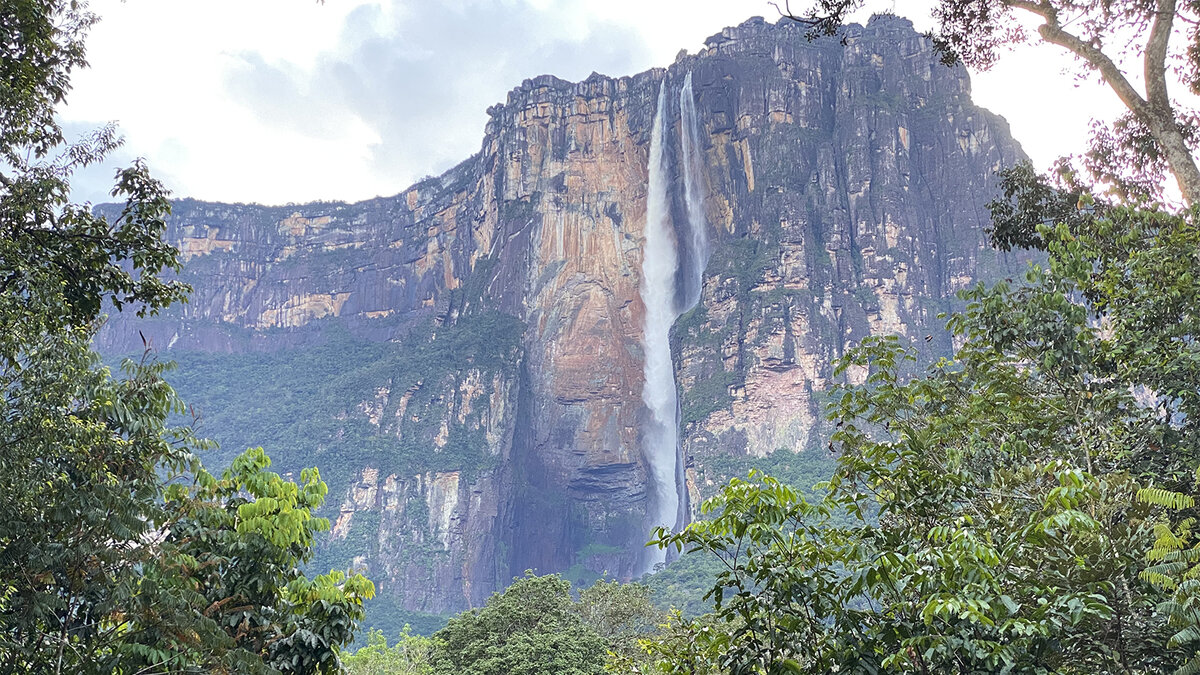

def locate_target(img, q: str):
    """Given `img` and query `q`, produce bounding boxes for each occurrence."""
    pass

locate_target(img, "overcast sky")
[61,0,1127,206]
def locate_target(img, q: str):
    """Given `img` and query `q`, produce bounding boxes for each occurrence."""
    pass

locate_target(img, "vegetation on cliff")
[163,312,524,497]
[0,1,372,672]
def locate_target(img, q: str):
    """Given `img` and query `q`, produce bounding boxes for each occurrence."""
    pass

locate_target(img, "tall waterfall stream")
[639,73,709,573]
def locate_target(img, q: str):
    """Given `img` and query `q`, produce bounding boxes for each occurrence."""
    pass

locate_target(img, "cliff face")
[99,15,1024,614]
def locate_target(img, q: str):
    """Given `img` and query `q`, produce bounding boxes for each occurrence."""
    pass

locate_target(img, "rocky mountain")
[98,15,1025,620]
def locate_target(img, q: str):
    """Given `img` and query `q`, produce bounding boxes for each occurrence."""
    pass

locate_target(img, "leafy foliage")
[641,551,729,618]
[148,448,375,674]
[0,1,195,670]
[343,628,435,675]
[1137,468,1200,674]
[577,579,665,663]
[986,160,1094,251]
[431,573,605,675]
[606,611,729,675]
[0,0,188,338]
[648,205,1200,673]
[419,573,663,675]
[0,1,373,672]
[0,344,201,672]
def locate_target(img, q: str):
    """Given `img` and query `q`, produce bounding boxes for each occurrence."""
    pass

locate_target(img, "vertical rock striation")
[98,15,1025,614]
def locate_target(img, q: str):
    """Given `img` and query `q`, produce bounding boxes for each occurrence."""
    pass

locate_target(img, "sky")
[61,0,1128,206]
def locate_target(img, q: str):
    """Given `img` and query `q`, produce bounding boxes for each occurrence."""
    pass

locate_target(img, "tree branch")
[1007,0,1151,117]
[1145,0,1178,113]
[1006,0,1200,203]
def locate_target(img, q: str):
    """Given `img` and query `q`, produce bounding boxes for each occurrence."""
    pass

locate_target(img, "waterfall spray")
[638,73,710,573]
[680,71,710,310]
[639,80,680,573]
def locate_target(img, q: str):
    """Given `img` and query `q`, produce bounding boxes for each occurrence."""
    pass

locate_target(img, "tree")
[431,573,606,675]
[426,573,663,675]
[340,577,663,675]
[577,578,665,663]
[652,205,1200,673]
[0,1,373,672]
[604,611,730,675]
[136,447,375,674]
[776,0,1200,205]
[0,1,193,670]
[343,628,435,675]
[0,0,187,326]
[0,345,202,673]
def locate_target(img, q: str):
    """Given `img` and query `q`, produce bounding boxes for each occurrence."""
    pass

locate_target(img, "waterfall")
[680,71,710,310]
[639,72,709,574]
[639,79,680,573]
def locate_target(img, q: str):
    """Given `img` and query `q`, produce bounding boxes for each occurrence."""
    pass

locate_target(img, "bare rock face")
[669,16,1025,506]
[98,15,1024,614]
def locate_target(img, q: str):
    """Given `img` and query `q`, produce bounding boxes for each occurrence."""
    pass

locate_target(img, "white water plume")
[638,73,711,574]
[639,79,680,573]
[680,71,710,309]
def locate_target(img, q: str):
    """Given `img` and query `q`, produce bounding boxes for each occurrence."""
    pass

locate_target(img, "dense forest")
[6,0,1200,673]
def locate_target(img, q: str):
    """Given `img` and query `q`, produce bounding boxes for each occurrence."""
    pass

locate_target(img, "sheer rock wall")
[99,15,1023,613]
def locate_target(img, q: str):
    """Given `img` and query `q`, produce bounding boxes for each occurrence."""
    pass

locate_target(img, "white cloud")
[60,0,1139,205]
